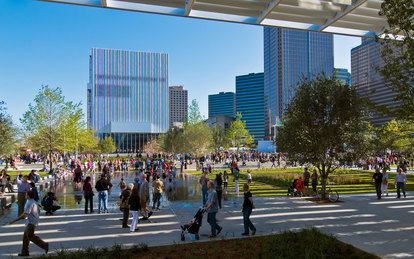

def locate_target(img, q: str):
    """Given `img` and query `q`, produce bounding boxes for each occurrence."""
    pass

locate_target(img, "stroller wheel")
[181,232,185,241]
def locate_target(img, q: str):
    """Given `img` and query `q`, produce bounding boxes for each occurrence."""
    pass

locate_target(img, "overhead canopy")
[36,0,388,37]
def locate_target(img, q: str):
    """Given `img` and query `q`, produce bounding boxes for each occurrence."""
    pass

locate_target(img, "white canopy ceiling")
[36,0,389,37]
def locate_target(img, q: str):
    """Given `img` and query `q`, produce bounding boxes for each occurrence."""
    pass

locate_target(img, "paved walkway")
[0,176,413,258]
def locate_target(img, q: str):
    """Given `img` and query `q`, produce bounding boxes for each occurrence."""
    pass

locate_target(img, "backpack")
[41,196,53,207]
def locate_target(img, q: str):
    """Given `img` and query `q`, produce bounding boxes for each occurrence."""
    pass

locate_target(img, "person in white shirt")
[394,168,407,198]
[9,190,49,256]
[381,168,389,197]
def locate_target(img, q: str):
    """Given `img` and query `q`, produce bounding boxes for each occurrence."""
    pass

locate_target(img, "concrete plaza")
[0,180,413,259]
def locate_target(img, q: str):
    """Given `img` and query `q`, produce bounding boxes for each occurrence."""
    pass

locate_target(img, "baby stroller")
[287,179,305,197]
[180,208,205,241]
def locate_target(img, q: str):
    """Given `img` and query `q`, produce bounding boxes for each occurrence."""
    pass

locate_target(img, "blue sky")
[0,0,361,123]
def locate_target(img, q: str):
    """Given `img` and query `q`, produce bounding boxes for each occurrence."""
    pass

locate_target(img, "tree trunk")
[320,165,327,200]
[49,151,53,173]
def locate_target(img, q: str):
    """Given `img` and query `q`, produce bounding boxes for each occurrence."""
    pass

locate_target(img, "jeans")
[207,212,221,236]
[98,190,108,212]
[202,185,208,205]
[130,210,139,232]
[243,207,255,234]
[396,182,406,198]
[152,193,161,209]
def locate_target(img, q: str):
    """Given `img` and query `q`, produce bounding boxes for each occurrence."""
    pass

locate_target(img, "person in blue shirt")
[29,182,39,202]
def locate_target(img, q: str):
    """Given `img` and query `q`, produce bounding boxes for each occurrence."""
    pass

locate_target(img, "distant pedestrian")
[372,168,383,200]
[311,169,318,194]
[95,174,111,213]
[83,176,94,214]
[203,181,222,238]
[199,171,209,205]
[223,171,228,189]
[247,170,252,184]
[15,174,30,216]
[214,173,223,209]
[303,168,310,196]
[241,184,256,236]
[395,168,407,198]
[29,183,39,202]
[234,167,240,193]
[9,190,49,257]
[381,168,389,197]
[139,174,152,220]
[119,178,126,193]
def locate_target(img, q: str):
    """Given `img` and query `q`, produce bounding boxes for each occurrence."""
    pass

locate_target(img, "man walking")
[152,175,163,211]
[395,168,407,198]
[9,190,49,256]
[203,181,223,238]
[372,168,383,200]
[139,174,152,220]
[95,175,111,213]
[15,174,30,216]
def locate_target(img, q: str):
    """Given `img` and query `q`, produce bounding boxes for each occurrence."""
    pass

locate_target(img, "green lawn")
[187,168,414,196]
[4,170,50,180]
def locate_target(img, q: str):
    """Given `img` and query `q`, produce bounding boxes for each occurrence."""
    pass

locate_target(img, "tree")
[182,99,211,157]
[0,102,16,157]
[377,0,414,121]
[160,127,183,154]
[144,138,162,155]
[226,113,254,152]
[21,86,67,170]
[277,74,372,199]
[210,125,227,152]
[376,120,414,153]
[99,136,116,154]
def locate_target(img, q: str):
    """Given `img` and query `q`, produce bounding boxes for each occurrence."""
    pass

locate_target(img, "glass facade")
[264,27,334,139]
[236,73,265,141]
[87,48,168,152]
[208,92,235,118]
[351,39,398,126]
[335,68,351,85]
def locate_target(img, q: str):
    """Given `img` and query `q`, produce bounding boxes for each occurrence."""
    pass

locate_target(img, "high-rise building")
[351,38,398,126]
[236,72,265,141]
[87,48,168,152]
[208,92,235,118]
[264,27,334,139]
[169,86,188,128]
[335,68,351,86]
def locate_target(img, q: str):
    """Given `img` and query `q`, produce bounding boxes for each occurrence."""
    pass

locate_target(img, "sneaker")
[241,232,249,236]
[252,229,256,236]
[217,226,223,235]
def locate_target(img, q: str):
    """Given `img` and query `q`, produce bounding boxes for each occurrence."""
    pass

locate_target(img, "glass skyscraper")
[351,39,398,126]
[335,68,351,86]
[236,73,265,141]
[87,48,168,152]
[264,27,334,139]
[208,92,235,118]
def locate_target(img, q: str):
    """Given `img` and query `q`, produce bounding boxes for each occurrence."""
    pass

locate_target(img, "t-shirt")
[373,172,383,184]
[24,199,40,226]
[243,191,253,210]
[152,180,164,194]
[206,189,218,213]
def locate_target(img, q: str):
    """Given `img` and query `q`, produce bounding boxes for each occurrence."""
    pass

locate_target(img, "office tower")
[351,38,398,126]
[208,92,235,118]
[264,27,334,139]
[169,86,188,128]
[87,48,168,152]
[335,68,351,86]
[236,72,265,141]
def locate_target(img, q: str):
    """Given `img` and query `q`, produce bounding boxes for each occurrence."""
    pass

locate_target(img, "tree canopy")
[226,112,254,151]
[0,102,17,157]
[277,74,372,197]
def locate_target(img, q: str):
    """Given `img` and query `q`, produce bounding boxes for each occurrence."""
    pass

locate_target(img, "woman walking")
[223,171,228,189]
[214,173,223,209]
[381,168,389,197]
[83,176,94,214]
[129,187,140,232]
[241,184,256,236]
